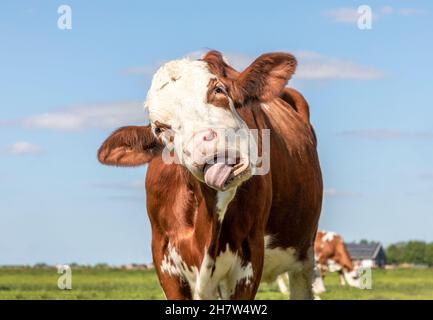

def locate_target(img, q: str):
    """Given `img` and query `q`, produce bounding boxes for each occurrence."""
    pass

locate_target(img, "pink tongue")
[204,163,233,190]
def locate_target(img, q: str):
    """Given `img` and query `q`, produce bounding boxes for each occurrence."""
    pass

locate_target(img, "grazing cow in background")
[277,230,360,296]
[312,231,359,294]
[98,51,323,299]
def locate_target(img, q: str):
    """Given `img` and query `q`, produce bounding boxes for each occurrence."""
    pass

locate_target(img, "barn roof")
[345,242,383,260]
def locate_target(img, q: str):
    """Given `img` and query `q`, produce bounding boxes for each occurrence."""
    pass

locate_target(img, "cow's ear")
[235,52,297,103]
[97,125,161,167]
[202,50,240,80]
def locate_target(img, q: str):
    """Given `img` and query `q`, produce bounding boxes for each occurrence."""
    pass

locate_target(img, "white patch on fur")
[263,236,314,299]
[160,242,199,291]
[322,231,337,242]
[261,103,271,112]
[161,242,253,300]
[194,253,215,299]
[216,189,236,222]
[195,244,253,299]
[327,259,342,272]
[262,236,303,283]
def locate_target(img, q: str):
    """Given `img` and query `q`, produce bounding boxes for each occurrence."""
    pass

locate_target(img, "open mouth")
[203,156,250,191]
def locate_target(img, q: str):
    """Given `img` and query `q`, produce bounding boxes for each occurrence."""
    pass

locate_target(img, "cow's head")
[98,51,296,191]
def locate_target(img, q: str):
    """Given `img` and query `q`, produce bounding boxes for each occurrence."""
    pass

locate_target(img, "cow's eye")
[153,121,171,137]
[154,127,162,135]
[214,86,225,94]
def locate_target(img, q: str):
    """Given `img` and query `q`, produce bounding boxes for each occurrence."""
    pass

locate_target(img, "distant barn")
[345,242,387,268]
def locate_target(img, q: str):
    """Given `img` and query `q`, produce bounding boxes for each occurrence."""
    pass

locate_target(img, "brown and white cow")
[97,51,323,299]
[312,231,359,294]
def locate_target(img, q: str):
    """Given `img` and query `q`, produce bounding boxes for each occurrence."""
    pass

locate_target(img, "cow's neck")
[194,182,237,258]
[193,104,265,258]
[339,256,354,272]
[180,104,267,262]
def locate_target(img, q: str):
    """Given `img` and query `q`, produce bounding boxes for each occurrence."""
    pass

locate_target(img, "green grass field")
[1,267,432,300]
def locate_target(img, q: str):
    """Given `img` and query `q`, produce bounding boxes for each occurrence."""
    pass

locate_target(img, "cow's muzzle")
[202,155,250,191]
[182,129,253,191]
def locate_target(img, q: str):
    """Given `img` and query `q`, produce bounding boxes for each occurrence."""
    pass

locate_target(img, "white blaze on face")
[145,59,241,159]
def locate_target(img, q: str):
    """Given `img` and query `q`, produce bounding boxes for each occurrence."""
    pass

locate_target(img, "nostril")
[203,129,217,142]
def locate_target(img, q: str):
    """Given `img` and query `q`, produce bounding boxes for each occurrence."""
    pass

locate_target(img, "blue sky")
[1,1,432,265]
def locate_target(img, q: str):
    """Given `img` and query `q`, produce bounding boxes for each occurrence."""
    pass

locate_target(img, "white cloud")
[295,51,383,80]
[21,101,147,131]
[3,52,381,135]
[226,51,383,80]
[223,51,384,80]
[323,6,426,25]
[380,6,394,15]
[338,129,433,140]
[121,51,213,76]
[124,50,383,81]
[322,7,362,24]
[324,188,362,198]
[5,141,42,155]
[122,50,254,77]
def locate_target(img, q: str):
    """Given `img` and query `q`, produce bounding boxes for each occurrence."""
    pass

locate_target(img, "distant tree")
[424,243,433,266]
[360,239,369,244]
[34,263,48,268]
[403,241,426,264]
[387,243,406,264]
[386,241,432,265]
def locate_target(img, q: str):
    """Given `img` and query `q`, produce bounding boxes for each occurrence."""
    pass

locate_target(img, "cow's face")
[145,59,251,191]
[98,51,297,191]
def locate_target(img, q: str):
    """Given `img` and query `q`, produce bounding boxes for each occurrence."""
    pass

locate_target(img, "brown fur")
[206,78,230,109]
[97,126,161,166]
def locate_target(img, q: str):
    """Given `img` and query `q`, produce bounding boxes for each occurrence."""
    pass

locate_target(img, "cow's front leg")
[152,237,194,300]
[153,248,193,299]
[195,241,264,300]
[194,253,220,299]
[227,266,261,300]
[158,269,192,299]
[225,239,264,300]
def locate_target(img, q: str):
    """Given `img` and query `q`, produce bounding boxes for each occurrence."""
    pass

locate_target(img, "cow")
[276,230,359,296]
[97,50,323,300]
[312,231,359,294]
